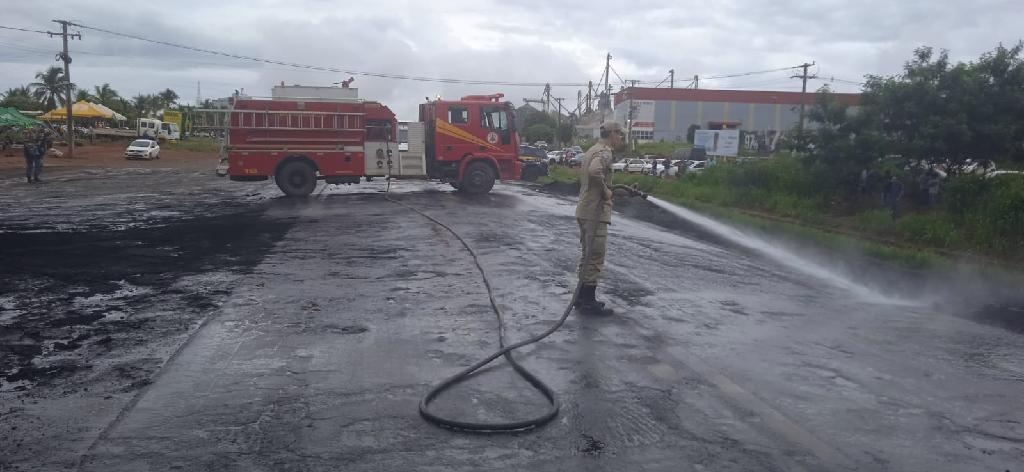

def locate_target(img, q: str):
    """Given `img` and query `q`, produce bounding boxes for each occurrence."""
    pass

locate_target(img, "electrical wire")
[702,65,802,80]
[608,64,627,86]
[63,21,589,87]
[0,25,50,35]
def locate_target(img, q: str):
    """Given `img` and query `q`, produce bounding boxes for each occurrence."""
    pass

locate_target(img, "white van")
[136,118,180,141]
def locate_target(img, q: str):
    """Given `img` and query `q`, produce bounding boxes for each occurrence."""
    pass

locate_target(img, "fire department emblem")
[486,132,499,144]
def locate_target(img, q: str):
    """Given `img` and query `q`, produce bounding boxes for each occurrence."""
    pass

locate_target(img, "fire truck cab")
[225,92,520,197]
[419,94,520,193]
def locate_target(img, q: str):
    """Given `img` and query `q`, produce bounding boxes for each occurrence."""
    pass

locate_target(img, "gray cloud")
[2,0,1022,118]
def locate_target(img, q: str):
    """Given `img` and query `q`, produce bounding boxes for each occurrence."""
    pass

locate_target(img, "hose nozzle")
[612,183,648,199]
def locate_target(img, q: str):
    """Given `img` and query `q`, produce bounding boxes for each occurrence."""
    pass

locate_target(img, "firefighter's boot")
[576,285,614,316]
[574,285,605,309]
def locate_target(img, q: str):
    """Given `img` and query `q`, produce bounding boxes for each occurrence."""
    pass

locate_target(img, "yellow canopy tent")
[39,101,117,120]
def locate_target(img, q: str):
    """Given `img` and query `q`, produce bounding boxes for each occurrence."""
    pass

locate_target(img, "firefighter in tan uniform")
[575,121,626,316]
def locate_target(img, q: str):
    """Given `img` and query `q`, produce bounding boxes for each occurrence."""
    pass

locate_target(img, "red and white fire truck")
[224,92,522,196]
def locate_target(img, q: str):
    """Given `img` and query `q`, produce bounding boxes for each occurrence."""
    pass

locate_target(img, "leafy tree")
[557,122,575,146]
[799,86,886,194]
[523,123,555,144]
[859,43,1024,165]
[156,88,179,109]
[30,66,70,110]
[0,86,43,110]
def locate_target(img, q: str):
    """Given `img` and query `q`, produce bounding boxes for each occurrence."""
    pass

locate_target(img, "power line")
[63,21,588,87]
[819,75,865,86]
[703,65,802,80]
[0,24,50,35]
[608,63,627,86]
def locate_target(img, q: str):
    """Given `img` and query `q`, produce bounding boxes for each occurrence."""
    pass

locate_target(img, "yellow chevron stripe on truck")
[436,120,501,151]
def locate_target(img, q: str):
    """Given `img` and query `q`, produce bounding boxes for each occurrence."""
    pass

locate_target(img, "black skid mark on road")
[0,211,293,387]
[969,303,1024,334]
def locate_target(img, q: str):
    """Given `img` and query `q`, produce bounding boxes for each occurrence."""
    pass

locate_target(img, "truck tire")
[275,160,317,197]
[460,161,495,194]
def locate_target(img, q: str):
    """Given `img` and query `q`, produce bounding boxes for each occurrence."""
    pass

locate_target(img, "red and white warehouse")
[612,87,861,145]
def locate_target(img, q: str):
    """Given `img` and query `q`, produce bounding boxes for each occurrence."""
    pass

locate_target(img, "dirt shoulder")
[0,141,218,176]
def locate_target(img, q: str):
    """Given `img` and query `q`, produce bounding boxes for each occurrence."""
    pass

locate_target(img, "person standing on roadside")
[575,121,626,316]
[884,174,903,221]
[23,134,44,183]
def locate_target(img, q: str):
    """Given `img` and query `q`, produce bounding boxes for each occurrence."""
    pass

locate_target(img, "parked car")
[520,161,549,181]
[567,154,584,167]
[689,146,707,162]
[124,139,160,160]
[985,170,1023,179]
[624,158,653,173]
[611,160,628,172]
[687,160,708,173]
[547,150,566,164]
[518,145,547,162]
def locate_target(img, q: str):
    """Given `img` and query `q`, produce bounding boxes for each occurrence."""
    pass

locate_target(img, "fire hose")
[384,170,646,432]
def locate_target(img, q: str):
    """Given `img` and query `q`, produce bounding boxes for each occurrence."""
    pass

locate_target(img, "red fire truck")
[224,93,521,196]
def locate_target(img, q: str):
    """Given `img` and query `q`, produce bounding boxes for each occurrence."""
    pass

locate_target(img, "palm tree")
[2,85,33,100]
[0,85,42,110]
[30,66,70,110]
[75,89,92,102]
[92,83,121,107]
[156,88,179,109]
[132,94,155,117]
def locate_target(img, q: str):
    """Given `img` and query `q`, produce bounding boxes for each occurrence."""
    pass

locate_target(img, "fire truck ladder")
[230,109,366,148]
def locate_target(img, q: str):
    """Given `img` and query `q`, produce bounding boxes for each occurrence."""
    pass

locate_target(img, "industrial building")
[611,87,860,151]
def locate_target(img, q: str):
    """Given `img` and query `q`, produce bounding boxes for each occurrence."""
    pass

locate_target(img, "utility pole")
[669,69,675,88]
[543,83,551,114]
[792,61,817,136]
[554,97,564,148]
[48,20,81,158]
[627,79,638,152]
[585,80,593,114]
[693,75,699,89]
[604,53,612,95]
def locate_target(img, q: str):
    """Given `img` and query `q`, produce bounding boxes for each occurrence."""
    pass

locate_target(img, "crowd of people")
[861,167,945,222]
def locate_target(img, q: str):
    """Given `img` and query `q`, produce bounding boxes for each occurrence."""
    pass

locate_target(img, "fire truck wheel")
[275,160,317,197]
[461,161,495,194]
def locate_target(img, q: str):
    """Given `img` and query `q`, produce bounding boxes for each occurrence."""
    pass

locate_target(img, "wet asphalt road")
[2,168,1023,471]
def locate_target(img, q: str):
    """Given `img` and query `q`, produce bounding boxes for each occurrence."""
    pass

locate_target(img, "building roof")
[613,87,860,106]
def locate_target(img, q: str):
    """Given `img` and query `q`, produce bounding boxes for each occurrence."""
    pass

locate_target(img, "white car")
[624,158,652,173]
[125,139,160,160]
[687,160,708,173]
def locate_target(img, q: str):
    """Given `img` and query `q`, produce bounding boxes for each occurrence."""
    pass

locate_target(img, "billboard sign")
[162,110,182,127]
[694,129,739,156]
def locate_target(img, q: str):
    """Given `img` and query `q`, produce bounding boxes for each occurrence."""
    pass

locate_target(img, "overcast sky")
[2,0,1021,119]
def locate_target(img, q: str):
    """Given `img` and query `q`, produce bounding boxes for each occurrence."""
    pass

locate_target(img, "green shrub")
[854,209,895,236]
[896,213,960,248]
[943,175,1024,253]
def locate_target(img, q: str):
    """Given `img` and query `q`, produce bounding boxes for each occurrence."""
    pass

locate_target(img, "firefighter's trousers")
[577,218,608,285]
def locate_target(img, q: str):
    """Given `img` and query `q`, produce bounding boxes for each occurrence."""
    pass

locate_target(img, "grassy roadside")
[540,165,1009,271]
[163,138,221,153]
